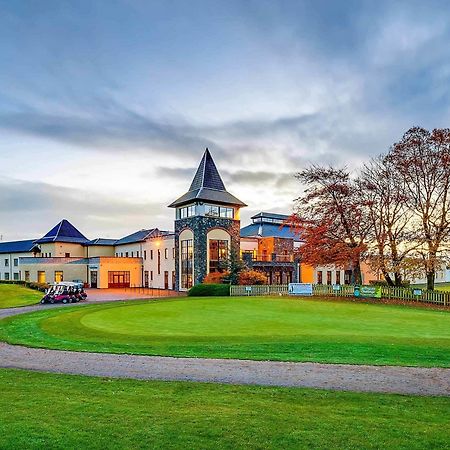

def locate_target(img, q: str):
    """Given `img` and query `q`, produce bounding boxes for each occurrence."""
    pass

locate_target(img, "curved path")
[1,302,449,396]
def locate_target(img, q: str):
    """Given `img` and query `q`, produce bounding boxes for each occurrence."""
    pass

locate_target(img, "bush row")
[188,284,230,297]
[0,280,49,292]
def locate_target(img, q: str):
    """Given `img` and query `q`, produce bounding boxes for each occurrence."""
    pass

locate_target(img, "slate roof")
[87,238,118,246]
[0,239,38,254]
[240,211,301,241]
[35,219,90,244]
[168,148,246,208]
[114,228,172,246]
[240,223,301,241]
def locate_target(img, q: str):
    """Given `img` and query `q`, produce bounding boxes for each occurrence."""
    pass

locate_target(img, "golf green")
[1,297,449,367]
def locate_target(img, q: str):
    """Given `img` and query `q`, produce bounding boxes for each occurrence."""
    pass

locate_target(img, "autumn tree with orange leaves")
[290,166,368,284]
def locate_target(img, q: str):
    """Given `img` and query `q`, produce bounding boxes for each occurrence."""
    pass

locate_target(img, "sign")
[332,284,341,291]
[288,283,313,296]
[245,286,252,292]
[413,288,422,296]
[355,285,381,298]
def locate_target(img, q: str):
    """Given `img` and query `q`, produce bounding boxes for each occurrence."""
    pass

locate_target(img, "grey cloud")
[0,179,172,241]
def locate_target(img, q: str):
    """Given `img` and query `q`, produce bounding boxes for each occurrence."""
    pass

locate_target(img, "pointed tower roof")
[168,148,246,208]
[35,219,90,244]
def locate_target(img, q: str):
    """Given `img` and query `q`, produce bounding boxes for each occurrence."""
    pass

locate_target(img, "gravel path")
[0,302,449,396]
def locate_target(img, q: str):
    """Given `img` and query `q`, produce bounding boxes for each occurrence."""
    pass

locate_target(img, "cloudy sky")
[1,0,450,241]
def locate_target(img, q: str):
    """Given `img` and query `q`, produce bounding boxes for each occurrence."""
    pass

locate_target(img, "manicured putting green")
[1,297,449,367]
[0,284,41,309]
[1,369,449,449]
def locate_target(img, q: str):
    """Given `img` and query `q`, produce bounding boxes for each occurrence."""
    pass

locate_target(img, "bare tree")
[387,127,450,290]
[358,155,420,286]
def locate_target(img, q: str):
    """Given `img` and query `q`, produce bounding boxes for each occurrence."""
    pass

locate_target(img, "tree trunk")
[394,272,403,287]
[426,270,435,291]
[382,272,395,286]
[352,260,362,285]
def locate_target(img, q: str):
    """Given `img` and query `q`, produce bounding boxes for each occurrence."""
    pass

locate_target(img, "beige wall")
[20,260,87,284]
[38,242,86,258]
[95,257,142,289]
[87,245,115,257]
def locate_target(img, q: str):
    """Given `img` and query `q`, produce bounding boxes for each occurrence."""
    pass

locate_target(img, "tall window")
[336,271,341,285]
[327,270,332,285]
[209,240,228,273]
[158,249,161,275]
[55,271,64,283]
[13,258,18,267]
[181,239,193,289]
[317,271,323,284]
[177,205,196,219]
[164,248,168,259]
[37,271,46,283]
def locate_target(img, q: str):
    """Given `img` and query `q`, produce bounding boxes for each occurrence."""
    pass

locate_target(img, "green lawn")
[0,369,448,449]
[0,284,41,308]
[1,297,449,367]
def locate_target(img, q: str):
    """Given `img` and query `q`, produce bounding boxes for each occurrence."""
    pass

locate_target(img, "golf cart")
[40,282,88,304]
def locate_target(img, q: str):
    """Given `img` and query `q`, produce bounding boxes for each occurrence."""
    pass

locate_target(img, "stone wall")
[174,216,241,290]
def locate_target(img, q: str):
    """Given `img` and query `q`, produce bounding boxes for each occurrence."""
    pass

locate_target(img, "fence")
[230,284,449,306]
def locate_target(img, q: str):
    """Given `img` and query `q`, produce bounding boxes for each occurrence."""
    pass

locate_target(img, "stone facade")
[174,216,241,290]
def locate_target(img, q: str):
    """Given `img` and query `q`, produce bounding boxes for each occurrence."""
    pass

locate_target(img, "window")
[205,205,234,219]
[172,248,175,259]
[13,258,18,267]
[37,271,46,283]
[65,253,70,258]
[4,259,8,267]
[144,250,147,260]
[172,271,176,290]
[317,271,323,284]
[158,249,161,275]
[131,251,134,257]
[209,240,228,273]
[54,271,64,283]
[125,252,129,257]
[164,248,168,259]
[136,251,139,258]
[181,239,193,289]
[327,271,332,285]
[177,205,196,219]
[150,270,153,281]
[336,271,341,285]
[49,253,51,257]
[25,271,30,282]
[150,249,153,260]
[144,270,149,287]
[4,273,9,280]
[13,272,19,280]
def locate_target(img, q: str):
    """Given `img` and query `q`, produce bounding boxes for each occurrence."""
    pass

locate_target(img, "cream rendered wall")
[240,237,258,252]
[114,243,143,258]
[38,242,85,257]
[87,245,115,257]
[96,257,142,289]
[206,228,230,275]
[19,260,87,284]
[142,236,176,289]
[0,252,34,280]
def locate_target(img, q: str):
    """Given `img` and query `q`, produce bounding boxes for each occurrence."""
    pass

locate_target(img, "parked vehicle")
[40,282,88,304]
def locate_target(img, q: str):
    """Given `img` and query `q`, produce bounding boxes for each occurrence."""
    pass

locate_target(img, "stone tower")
[169,148,246,290]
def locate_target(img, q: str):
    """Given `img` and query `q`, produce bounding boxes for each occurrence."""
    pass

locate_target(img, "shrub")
[203,271,230,284]
[188,283,230,297]
[238,269,267,285]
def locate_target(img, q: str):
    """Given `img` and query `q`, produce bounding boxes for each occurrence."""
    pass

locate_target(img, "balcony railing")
[242,253,294,263]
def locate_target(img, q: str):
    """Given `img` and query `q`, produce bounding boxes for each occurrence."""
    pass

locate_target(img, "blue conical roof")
[36,219,90,244]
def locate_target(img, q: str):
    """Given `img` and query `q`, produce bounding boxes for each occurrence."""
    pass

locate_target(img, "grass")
[0,369,449,449]
[412,282,450,292]
[1,296,449,367]
[0,284,41,308]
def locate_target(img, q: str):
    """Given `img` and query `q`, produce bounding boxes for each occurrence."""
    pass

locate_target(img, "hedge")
[188,283,230,297]
[0,280,50,292]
